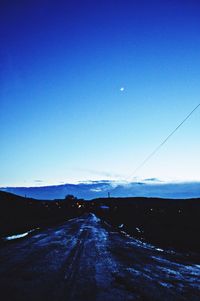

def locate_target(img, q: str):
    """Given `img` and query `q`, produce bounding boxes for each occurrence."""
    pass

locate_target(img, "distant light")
[120,87,125,92]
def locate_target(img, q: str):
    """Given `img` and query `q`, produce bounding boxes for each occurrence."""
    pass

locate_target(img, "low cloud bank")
[1,180,200,200]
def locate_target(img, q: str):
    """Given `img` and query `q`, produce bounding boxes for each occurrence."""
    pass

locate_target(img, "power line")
[131,102,200,177]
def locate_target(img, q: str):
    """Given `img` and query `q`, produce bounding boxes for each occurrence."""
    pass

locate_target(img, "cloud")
[143,178,162,183]
[2,180,200,200]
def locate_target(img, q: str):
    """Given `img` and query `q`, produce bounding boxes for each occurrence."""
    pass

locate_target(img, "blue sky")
[1,0,200,187]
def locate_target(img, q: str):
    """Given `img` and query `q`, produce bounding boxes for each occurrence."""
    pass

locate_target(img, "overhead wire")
[131,102,200,177]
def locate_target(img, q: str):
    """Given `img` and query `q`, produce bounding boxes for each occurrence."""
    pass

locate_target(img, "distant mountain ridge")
[1,180,200,200]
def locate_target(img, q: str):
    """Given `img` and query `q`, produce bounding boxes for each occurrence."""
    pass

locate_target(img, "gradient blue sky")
[1,0,200,186]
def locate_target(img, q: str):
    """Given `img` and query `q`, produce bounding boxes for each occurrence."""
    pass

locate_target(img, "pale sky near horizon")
[1,1,200,187]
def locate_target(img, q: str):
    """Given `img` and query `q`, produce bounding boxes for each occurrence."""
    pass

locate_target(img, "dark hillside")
[0,191,85,237]
[91,197,200,252]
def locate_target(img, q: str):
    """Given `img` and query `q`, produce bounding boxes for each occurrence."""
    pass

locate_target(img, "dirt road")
[0,213,199,301]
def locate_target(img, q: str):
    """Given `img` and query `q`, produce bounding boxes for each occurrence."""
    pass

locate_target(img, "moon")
[120,87,125,92]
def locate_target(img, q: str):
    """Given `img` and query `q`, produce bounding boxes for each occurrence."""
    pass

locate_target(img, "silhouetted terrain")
[0,191,200,254]
[91,197,200,253]
[0,191,85,238]
[0,192,200,300]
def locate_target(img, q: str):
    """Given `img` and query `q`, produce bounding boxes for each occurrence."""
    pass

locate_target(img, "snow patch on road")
[90,213,101,223]
[4,229,35,241]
